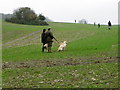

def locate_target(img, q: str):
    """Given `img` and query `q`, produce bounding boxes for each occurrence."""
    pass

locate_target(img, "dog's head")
[63,41,67,44]
[58,41,67,46]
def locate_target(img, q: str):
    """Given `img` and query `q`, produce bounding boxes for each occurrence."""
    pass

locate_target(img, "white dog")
[58,41,67,51]
[44,44,48,49]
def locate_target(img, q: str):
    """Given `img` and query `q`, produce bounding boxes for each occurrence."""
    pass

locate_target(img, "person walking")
[98,23,100,28]
[108,21,112,30]
[94,22,96,26]
[45,28,55,53]
[75,20,76,23]
[41,29,47,52]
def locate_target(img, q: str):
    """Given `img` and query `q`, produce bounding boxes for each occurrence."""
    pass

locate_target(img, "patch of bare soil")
[2,57,118,69]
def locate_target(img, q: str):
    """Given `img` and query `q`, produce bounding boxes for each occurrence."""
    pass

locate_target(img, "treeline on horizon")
[5,7,49,26]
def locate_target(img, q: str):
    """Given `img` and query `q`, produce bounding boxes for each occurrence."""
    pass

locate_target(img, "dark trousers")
[42,43,46,52]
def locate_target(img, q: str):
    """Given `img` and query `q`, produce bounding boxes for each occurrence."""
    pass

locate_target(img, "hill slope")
[2,21,118,88]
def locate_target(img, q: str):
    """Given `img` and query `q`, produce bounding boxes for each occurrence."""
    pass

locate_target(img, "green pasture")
[2,21,118,61]
[2,21,118,88]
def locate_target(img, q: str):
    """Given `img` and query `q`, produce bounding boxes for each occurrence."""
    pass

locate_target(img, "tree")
[38,14,46,21]
[5,7,49,25]
[13,7,37,21]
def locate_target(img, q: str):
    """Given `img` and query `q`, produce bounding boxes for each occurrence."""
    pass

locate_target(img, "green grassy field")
[2,21,118,88]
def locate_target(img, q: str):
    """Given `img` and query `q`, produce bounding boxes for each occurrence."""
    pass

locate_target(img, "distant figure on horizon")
[108,21,112,30]
[98,23,100,28]
[75,20,76,23]
[94,22,96,26]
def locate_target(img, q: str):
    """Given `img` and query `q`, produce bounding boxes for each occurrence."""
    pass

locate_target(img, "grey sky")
[0,0,119,24]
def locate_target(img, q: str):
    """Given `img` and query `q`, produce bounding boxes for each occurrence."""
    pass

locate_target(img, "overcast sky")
[0,0,119,24]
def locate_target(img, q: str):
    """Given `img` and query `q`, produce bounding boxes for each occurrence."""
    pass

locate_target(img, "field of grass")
[2,21,118,88]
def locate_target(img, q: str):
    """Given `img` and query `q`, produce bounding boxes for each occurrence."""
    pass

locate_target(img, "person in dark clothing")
[98,23,100,28]
[45,28,55,53]
[41,29,47,52]
[94,22,96,26]
[75,20,76,23]
[108,21,112,30]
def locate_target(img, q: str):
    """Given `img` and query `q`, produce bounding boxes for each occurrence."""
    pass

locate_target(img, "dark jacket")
[108,21,111,26]
[45,31,54,43]
[41,32,46,43]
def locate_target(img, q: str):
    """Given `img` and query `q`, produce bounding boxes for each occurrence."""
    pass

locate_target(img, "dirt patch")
[2,56,118,69]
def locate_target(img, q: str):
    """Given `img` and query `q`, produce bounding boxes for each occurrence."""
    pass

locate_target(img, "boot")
[42,47,44,52]
[48,47,51,53]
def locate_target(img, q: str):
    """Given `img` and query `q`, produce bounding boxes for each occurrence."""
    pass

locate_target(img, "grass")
[2,21,49,43]
[2,63,118,88]
[2,21,118,61]
[2,21,118,88]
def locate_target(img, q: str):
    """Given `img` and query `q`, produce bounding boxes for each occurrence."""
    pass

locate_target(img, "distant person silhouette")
[94,22,96,26]
[108,21,112,30]
[75,20,76,23]
[98,23,100,28]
